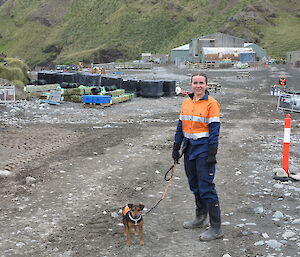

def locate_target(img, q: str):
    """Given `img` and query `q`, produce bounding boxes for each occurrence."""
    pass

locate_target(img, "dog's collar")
[128,211,142,225]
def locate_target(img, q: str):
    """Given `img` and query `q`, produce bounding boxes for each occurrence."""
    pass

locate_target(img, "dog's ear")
[128,203,133,208]
[139,204,145,210]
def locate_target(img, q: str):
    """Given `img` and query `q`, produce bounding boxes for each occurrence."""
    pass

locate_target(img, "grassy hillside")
[0,56,30,99]
[0,57,29,84]
[258,14,300,57]
[0,0,299,67]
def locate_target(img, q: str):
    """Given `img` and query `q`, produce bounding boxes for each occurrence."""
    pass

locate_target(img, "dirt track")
[1,65,300,257]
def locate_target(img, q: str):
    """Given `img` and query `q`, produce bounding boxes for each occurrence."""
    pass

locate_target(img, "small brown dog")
[122,203,144,247]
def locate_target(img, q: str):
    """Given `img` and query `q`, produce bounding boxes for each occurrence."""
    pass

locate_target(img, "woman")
[172,73,223,241]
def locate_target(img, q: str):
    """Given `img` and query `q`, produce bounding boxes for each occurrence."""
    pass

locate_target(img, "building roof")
[172,43,190,51]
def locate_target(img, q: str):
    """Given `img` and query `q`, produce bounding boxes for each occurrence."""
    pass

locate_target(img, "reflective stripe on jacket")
[179,94,220,140]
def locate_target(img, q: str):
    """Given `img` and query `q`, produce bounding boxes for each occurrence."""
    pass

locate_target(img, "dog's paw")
[126,242,132,247]
[140,241,144,246]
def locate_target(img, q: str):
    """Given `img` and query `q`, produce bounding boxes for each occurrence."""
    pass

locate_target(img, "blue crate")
[82,95,93,104]
[92,95,111,104]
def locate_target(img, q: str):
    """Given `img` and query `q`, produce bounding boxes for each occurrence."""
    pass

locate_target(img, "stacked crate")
[82,89,134,106]
[104,89,134,104]
[63,86,104,103]
[25,84,60,100]
[82,95,111,105]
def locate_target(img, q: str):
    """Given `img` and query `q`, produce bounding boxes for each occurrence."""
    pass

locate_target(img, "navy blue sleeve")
[174,120,184,145]
[208,122,220,148]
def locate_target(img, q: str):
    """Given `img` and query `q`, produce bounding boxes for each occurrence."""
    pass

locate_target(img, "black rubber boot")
[183,195,208,229]
[199,201,223,241]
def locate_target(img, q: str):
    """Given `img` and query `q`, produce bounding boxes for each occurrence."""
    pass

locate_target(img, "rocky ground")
[0,64,300,257]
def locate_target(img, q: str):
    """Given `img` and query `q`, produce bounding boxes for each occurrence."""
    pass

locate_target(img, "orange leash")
[144,162,177,215]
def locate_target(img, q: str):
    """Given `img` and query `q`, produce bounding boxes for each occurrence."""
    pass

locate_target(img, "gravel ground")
[0,64,300,257]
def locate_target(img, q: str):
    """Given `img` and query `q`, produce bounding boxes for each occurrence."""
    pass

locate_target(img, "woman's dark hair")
[191,73,208,84]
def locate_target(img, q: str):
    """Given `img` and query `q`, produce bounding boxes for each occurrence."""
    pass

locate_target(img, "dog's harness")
[123,206,143,225]
[128,212,142,225]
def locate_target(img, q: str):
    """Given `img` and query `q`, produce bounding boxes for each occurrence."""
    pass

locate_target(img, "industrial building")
[170,44,190,65]
[287,50,300,67]
[170,32,266,64]
[190,32,245,62]
[200,47,254,63]
[244,43,266,61]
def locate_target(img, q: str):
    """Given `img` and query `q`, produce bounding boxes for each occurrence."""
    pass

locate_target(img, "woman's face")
[191,75,208,98]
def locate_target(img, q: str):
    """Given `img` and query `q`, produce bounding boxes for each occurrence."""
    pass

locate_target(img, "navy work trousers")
[184,154,219,202]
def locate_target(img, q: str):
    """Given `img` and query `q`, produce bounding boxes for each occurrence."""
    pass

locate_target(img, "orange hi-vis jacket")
[180,95,220,140]
[122,205,130,216]
[279,78,286,86]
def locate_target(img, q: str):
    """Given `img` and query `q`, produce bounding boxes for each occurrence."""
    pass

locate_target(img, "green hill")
[0,0,299,67]
[0,56,30,99]
[0,57,29,85]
